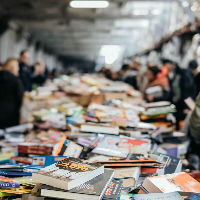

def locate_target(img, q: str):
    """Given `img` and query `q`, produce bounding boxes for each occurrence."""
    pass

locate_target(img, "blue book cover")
[0,171,32,176]
[186,194,200,200]
[0,181,20,188]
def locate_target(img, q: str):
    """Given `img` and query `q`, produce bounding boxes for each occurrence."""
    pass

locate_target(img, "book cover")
[102,179,122,200]
[92,136,150,158]
[0,181,20,188]
[92,135,129,158]
[39,169,113,200]
[132,192,183,200]
[0,177,20,188]
[113,167,140,187]
[0,171,32,177]
[60,140,83,158]
[32,157,104,190]
[149,151,182,175]
[142,172,200,193]
[32,156,68,166]
[18,143,53,155]
[185,193,200,200]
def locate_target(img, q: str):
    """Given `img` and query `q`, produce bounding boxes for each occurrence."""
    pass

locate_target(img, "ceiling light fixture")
[70,1,109,8]
[182,1,189,8]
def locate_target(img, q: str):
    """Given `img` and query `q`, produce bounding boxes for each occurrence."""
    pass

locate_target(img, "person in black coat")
[188,59,200,97]
[19,50,32,91]
[0,58,24,129]
[31,61,47,87]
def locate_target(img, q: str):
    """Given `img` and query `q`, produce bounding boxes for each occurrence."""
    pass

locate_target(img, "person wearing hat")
[188,59,200,97]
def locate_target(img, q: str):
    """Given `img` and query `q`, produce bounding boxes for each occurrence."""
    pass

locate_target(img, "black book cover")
[149,151,181,174]
[102,179,122,200]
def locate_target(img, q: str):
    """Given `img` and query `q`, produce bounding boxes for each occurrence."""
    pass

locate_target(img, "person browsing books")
[0,58,24,129]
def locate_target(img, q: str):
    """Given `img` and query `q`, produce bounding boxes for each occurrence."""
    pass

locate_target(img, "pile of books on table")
[31,157,122,200]
[0,74,198,199]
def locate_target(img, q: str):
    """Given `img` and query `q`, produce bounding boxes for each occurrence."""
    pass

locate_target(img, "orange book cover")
[143,172,200,193]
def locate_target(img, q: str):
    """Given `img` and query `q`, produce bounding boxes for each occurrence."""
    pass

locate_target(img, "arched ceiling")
[0,0,196,63]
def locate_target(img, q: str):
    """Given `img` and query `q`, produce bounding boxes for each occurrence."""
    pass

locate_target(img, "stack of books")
[32,157,122,200]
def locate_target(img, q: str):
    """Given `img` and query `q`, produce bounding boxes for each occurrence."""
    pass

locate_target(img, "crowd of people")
[0,50,48,129]
[100,58,200,129]
[0,51,200,132]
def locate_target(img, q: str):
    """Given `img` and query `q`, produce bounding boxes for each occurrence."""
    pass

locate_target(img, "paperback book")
[32,157,104,190]
[39,169,114,200]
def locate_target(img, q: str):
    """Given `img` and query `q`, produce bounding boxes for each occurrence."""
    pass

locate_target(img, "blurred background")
[0,0,199,72]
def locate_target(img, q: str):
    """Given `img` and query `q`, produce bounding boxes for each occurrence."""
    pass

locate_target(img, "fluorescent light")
[182,1,189,8]
[70,1,109,8]
[191,5,196,11]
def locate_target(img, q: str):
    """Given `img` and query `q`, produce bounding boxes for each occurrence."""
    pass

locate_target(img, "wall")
[0,24,63,71]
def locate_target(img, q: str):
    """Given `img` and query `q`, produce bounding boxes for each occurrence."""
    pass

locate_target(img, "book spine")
[0,182,20,188]
[18,150,52,155]
[18,145,53,152]
[0,171,32,176]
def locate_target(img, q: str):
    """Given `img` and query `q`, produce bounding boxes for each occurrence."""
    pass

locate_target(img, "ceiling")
[0,0,196,64]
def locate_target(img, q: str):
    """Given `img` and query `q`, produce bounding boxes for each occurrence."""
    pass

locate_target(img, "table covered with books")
[0,74,198,200]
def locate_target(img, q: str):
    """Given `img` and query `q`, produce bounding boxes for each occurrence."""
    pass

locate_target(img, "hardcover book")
[32,157,104,190]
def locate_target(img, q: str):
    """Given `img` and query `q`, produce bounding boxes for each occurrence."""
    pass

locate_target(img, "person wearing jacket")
[0,58,24,129]
[19,49,32,91]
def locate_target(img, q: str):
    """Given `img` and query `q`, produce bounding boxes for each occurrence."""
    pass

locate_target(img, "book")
[92,135,150,158]
[11,157,32,165]
[80,123,119,135]
[131,192,183,200]
[18,143,53,155]
[0,171,32,177]
[40,169,114,200]
[113,167,140,187]
[0,181,20,188]
[0,176,20,188]
[0,185,32,195]
[53,138,83,158]
[32,157,104,190]
[185,193,200,200]
[94,157,160,168]
[102,179,122,200]
[5,123,33,133]
[32,156,68,166]
[142,172,200,193]
[143,101,171,108]
[92,135,129,158]
[149,151,182,175]
[184,97,195,110]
